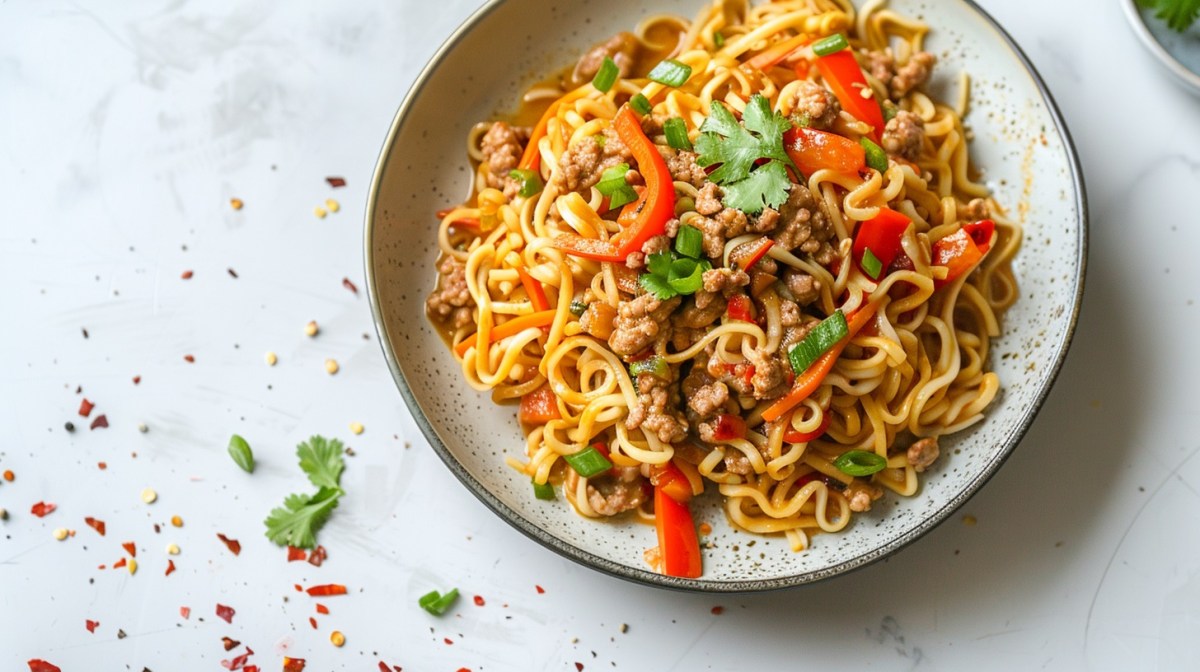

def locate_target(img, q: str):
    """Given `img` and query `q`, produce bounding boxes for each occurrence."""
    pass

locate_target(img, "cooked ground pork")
[608,293,680,356]
[695,181,724,216]
[790,80,841,130]
[626,234,673,270]
[861,49,896,89]
[571,32,640,87]
[675,295,726,330]
[963,197,989,220]
[845,480,884,512]
[586,465,648,516]
[881,110,925,161]
[554,126,632,193]
[890,52,936,98]
[906,436,940,473]
[480,121,527,197]
[625,372,689,444]
[426,256,474,329]
[682,368,730,419]
[660,148,709,188]
[722,450,753,475]
[747,347,789,400]
[772,184,837,265]
[783,267,821,305]
[698,207,750,259]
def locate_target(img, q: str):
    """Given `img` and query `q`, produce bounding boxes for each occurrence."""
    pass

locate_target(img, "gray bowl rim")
[1120,0,1200,95]
[363,0,1090,593]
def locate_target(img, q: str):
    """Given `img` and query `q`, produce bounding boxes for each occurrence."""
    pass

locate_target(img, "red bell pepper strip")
[726,294,754,322]
[455,309,557,356]
[932,226,988,289]
[519,384,561,425]
[963,219,995,254]
[782,411,833,443]
[650,460,694,503]
[852,207,912,279]
[815,50,885,142]
[744,33,811,71]
[783,127,866,178]
[710,414,747,441]
[516,267,550,312]
[762,301,879,422]
[654,486,703,578]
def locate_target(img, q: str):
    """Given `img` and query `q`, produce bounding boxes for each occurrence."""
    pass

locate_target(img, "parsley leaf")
[263,487,341,549]
[297,435,345,490]
[720,161,791,214]
[695,94,797,214]
[1138,0,1200,32]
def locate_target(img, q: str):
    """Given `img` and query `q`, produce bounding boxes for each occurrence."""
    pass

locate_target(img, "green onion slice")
[714,31,725,48]
[647,59,692,87]
[664,117,693,151]
[629,93,652,115]
[860,137,888,173]
[418,588,460,616]
[592,56,619,93]
[674,224,703,259]
[629,356,669,379]
[508,169,544,198]
[861,247,883,279]
[787,310,849,375]
[532,478,556,501]
[596,163,638,209]
[563,444,613,478]
[569,299,588,317]
[833,450,888,476]
[667,257,707,294]
[813,33,849,57]
[881,100,899,123]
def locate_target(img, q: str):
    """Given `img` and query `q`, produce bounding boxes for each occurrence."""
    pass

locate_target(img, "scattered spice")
[473,595,485,607]
[227,268,239,279]
[79,398,95,417]
[222,648,253,671]
[0,508,7,520]
[444,638,454,645]
[165,559,176,576]
[180,606,191,619]
[287,546,307,562]
[282,657,306,672]
[265,351,277,366]
[27,659,62,672]
[342,277,357,294]
[64,421,75,432]
[349,422,364,435]
[90,414,109,430]
[308,617,318,629]
[315,604,329,615]
[113,557,127,569]
[137,422,148,433]
[31,502,56,517]
[307,545,327,567]
[171,515,183,527]
[127,558,138,575]
[122,541,137,557]
[326,177,346,188]
[306,583,347,597]
[53,528,69,541]
[183,354,195,363]
[222,637,241,652]
[181,270,194,280]
[82,327,89,339]
[86,620,99,633]
[166,543,180,555]
[133,375,142,384]
[304,320,319,337]
[575,664,584,671]
[141,488,158,504]
[710,606,724,615]
[330,630,345,647]
[230,198,244,210]
[117,629,127,639]
[963,514,977,526]
[619,623,628,634]
[216,533,241,555]
[326,198,341,213]
[314,206,328,219]
[97,462,106,470]
[1,470,12,482]
[324,359,339,375]
[535,585,545,594]
[215,603,235,624]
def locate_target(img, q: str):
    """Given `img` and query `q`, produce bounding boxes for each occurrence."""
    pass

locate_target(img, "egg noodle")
[427,0,1020,576]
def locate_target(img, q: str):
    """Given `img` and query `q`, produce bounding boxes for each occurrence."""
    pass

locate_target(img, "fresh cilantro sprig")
[639,225,712,300]
[695,94,797,214]
[265,435,347,549]
[1137,0,1200,32]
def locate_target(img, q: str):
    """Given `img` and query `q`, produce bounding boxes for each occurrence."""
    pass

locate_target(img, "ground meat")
[660,148,708,188]
[694,182,724,216]
[554,126,631,193]
[906,436,940,473]
[480,122,527,197]
[722,450,753,475]
[426,256,474,329]
[890,52,936,99]
[783,267,821,306]
[586,465,648,516]
[963,198,989,220]
[571,32,640,87]
[702,268,750,294]
[781,318,819,352]
[845,480,884,512]
[698,207,750,259]
[671,326,706,351]
[704,346,754,396]
[772,184,836,264]
[779,299,801,327]
[748,208,779,234]
[626,235,673,270]
[747,348,789,400]
[675,296,725,329]
[608,293,680,356]
[790,80,841,130]
[881,110,925,161]
[625,373,689,444]
[861,49,895,89]
[682,368,729,420]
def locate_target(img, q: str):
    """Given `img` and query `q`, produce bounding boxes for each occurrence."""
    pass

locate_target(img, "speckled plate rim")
[1120,0,1200,95]
[364,0,1089,592]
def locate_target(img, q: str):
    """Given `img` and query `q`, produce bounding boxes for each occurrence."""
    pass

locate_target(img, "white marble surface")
[2,0,1199,670]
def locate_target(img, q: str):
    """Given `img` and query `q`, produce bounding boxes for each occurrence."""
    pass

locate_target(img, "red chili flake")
[326,177,346,188]
[183,354,195,363]
[305,583,346,597]
[575,664,584,672]
[227,268,239,279]
[378,664,390,672]
[84,517,106,535]
[121,541,136,557]
[2,469,13,481]
[27,660,62,672]
[90,414,108,430]
[30,502,56,518]
[710,605,725,615]
[85,619,99,633]
[132,375,141,384]
[535,585,545,594]
[444,638,454,645]
[222,637,241,651]
[215,603,235,624]
[294,584,303,592]
[79,398,95,417]
[97,462,107,470]
[307,545,327,567]
[473,595,485,607]
[315,604,329,615]
[112,557,127,569]
[165,559,176,576]
[179,606,190,619]
[181,270,193,279]
[457,669,471,672]
[216,533,241,555]
[342,277,359,295]
[282,658,306,672]
[243,667,259,672]
[286,546,307,562]
[308,617,318,629]
[221,649,252,671]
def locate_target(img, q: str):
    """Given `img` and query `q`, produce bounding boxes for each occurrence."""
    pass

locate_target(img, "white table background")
[3,0,1199,669]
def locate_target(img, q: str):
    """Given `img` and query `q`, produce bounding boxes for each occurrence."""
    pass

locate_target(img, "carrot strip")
[761,301,879,422]
[516,267,550,312]
[454,309,557,357]
[518,85,591,172]
[744,33,811,71]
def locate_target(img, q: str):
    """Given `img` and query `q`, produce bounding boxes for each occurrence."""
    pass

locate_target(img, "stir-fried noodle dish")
[426,0,1021,578]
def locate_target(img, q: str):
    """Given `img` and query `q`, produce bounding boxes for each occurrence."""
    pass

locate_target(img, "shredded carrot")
[761,301,880,422]
[518,85,591,172]
[455,309,557,357]
[744,33,811,71]
[516,267,550,312]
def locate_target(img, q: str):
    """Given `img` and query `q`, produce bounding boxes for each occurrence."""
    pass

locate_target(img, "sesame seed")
[265,351,278,366]
[166,543,180,555]
[304,321,319,337]
[171,516,183,527]
[137,422,148,433]
[349,422,364,435]
[230,198,244,210]
[53,527,69,541]
[314,206,327,219]
[324,359,339,375]
[330,631,345,647]
[127,558,138,575]
[141,488,158,504]
[325,198,340,213]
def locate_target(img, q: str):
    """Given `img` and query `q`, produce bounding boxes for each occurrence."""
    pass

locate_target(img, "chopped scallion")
[596,163,638,209]
[592,56,619,93]
[860,137,888,173]
[563,445,613,478]
[861,247,883,279]
[629,93,652,115]
[629,356,669,379]
[647,59,693,87]
[418,588,460,616]
[569,300,588,317]
[667,257,707,294]
[674,224,703,259]
[714,31,725,48]
[664,117,692,151]
[508,169,544,198]
[787,310,849,375]
[812,33,849,57]
[532,478,556,500]
[881,100,899,122]
[833,450,888,476]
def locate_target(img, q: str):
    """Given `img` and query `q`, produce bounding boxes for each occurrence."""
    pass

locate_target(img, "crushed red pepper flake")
[216,533,241,556]
[309,616,318,629]
[221,647,253,671]
[113,557,127,569]
[315,604,329,615]
[294,584,303,592]
[243,667,260,672]
[165,559,176,576]
[326,177,346,188]
[84,517,106,535]
[27,660,62,672]
[85,619,99,633]
[473,595,485,607]
[282,657,306,672]
[222,637,241,652]
[286,546,307,562]
[97,462,107,470]
[2,469,13,481]
[79,398,95,417]
[132,375,141,384]
[121,541,136,557]
[307,545,327,567]
[342,277,359,295]
[710,605,725,615]
[535,585,545,594]
[31,502,56,517]
[181,270,194,280]
[444,638,454,645]
[183,355,195,363]
[305,583,346,597]
[215,603,235,624]
[575,664,585,672]
[180,606,191,619]
[90,414,108,430]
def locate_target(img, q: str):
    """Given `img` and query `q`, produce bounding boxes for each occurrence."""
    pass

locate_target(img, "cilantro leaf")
[639,272,678,300]
[646,251,674,278]
[1139,0,1200,31]
[695,95,796,185]
[263,487,341,549]
[721,162,792,213]
[297,435,345,490]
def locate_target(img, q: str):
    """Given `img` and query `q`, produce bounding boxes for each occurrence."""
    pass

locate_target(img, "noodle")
[424,0,1019,577]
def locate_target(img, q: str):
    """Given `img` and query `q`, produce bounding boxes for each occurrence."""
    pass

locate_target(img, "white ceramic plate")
[365,0,1087,591]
